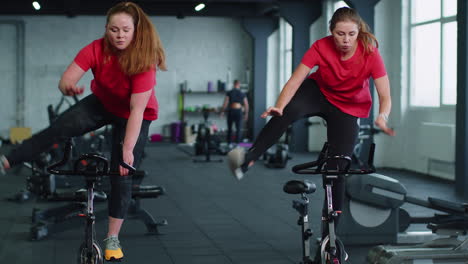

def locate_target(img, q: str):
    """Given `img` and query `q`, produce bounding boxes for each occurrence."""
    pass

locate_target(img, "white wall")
[156,16,252,134]
[0,15,252,137]
[374,0,404,168]
[1,2,457,180]
[374,0,456,180]
[0,23,19,137]
[299,0,456,180]
[266,30,279,111]
[308,4,328,152]
[265,13,329,152]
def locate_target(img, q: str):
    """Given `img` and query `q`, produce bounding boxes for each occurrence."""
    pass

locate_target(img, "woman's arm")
[120,89,152,175]
[243,97,249,121]
[220,96,229,116]
[261,63,311,118]
[58,62,86,96]
[374,75,395,136]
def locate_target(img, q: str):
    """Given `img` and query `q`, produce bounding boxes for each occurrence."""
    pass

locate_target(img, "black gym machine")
[43,139,158,264]
[193,107,223,163]
[263,125,293,169]
[333,160,468,263]
[7,96,110,203]
[284,142,376,264]
[29,138,168,240]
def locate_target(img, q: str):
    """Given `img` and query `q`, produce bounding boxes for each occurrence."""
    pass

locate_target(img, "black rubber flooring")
[0,142,464,264]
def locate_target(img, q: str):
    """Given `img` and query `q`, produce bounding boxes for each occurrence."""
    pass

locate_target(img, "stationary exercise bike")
[263,125,292,169]
[351,124,380,169]
[47,139,136,264]
[193,107,222,163]
[283,142,376,264]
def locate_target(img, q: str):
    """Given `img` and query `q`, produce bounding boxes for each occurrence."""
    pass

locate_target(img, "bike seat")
[283,180,316,194]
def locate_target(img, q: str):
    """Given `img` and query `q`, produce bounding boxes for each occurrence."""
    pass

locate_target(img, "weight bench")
[30,170,168,241]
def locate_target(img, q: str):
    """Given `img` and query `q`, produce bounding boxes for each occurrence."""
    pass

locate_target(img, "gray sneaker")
[227,147,245,180]
[104,236,124,261]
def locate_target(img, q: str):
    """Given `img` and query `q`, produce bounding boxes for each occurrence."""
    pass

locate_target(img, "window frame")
[407,0,457,109]
[279,17,293,90]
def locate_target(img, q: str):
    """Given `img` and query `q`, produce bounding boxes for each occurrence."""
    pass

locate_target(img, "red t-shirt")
[74,38,158,120]
[301,36,387,118]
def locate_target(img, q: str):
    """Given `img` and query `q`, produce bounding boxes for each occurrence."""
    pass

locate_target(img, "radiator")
[418,122,455,180]
[419,122,455,162]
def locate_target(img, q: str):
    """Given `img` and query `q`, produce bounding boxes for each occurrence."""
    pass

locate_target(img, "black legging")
[243,78,359,235]
[226,108,243,144]
[6,94,151,219]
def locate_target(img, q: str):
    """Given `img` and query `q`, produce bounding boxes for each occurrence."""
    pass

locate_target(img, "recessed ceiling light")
[195,3,205,12]
[32,1,41,10]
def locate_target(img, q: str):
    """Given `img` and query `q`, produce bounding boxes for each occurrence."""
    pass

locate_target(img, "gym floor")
[0,142,463,264]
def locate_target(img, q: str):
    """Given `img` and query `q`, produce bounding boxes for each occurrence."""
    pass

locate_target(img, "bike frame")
[289,142,376,264]
[47,139,135,264]
[322,174,341,263]
[84,177,97,262]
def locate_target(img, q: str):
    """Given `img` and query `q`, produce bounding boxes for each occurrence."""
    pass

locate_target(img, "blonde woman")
[228,7,395,261]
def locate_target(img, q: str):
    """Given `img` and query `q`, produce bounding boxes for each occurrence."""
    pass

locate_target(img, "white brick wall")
[0,15,253,136]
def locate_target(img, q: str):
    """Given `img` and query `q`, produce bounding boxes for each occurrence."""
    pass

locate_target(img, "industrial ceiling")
[1,0,318,18]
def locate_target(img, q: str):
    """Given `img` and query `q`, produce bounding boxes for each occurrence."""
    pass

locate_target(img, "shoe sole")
[227,148,245,180]
[105,256,123,262]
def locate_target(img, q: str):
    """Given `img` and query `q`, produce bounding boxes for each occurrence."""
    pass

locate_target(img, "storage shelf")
[179,90,225,124]
[184,109,221,113]
[181,91,225,95]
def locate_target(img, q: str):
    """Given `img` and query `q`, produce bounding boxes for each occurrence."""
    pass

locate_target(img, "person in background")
[227,7,395,262]
[221,80,249,146]
[0,2,166,261]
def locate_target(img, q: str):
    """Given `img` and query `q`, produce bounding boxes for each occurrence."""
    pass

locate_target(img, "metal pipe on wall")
[0,20,25,127]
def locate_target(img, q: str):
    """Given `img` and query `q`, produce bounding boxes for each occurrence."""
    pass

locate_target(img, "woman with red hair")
[0,2,166,261]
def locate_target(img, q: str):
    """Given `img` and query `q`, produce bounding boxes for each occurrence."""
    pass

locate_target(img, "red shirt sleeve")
[74,41,96,72]
[131,68,156,93]
[370,48,387,80]
[301,41,321,69]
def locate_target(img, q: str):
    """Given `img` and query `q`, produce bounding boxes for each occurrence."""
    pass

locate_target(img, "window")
[326,0,350,28]
[333,0,349,11]
[408,0,457,107]
[279,18,293,88]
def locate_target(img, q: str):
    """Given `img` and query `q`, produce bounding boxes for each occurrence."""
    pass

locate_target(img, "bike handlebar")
[292,142,376,175]
[47,138,136,176]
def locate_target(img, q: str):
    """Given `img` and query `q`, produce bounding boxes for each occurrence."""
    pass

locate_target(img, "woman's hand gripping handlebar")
[47,138,136,177]
[292,142,376,175]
